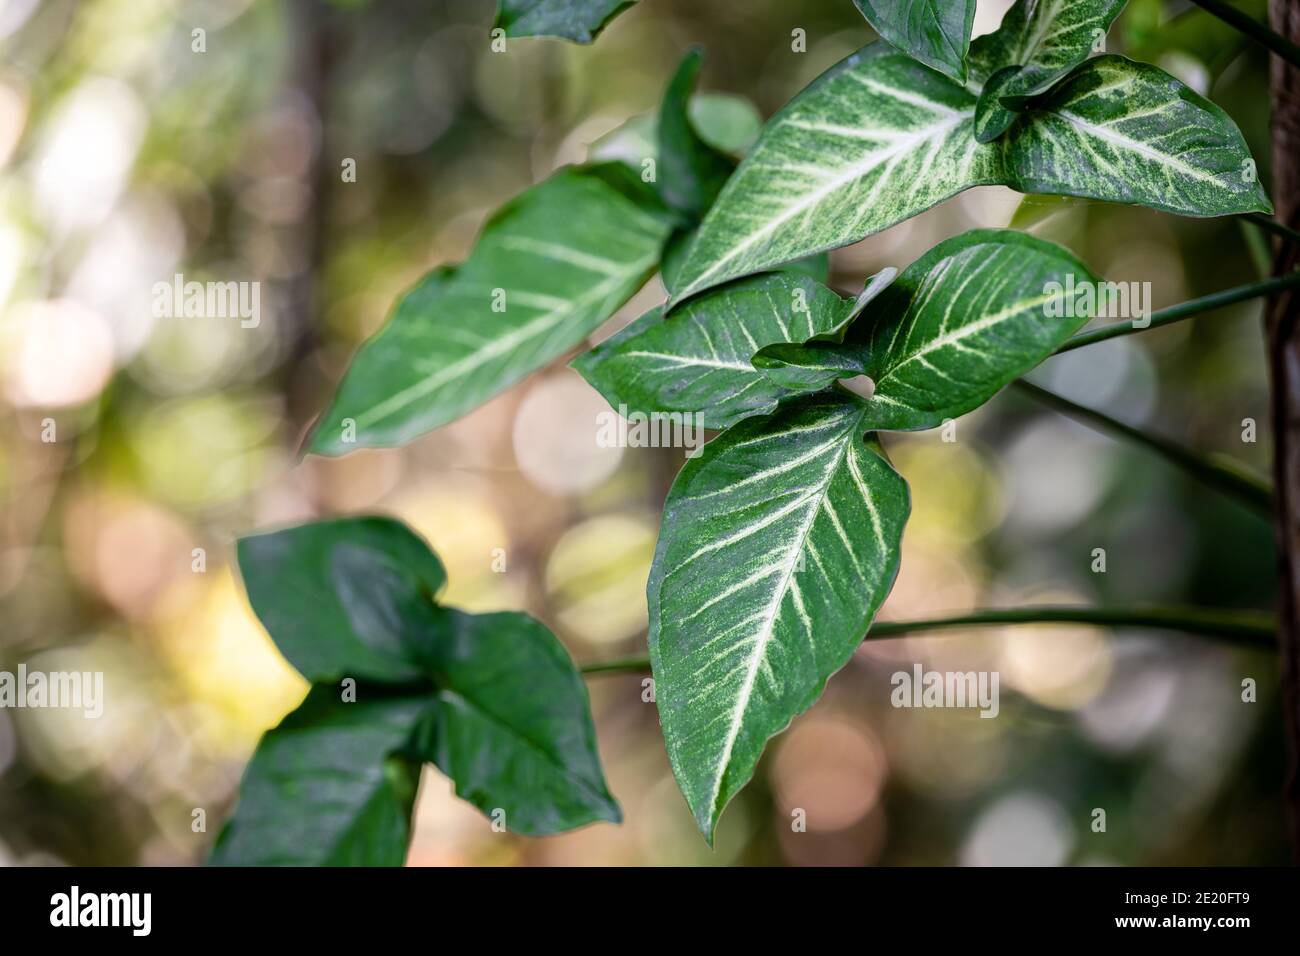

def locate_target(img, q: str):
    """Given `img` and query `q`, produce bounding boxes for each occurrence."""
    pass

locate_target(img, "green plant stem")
[1053,271,1300,353]
[1010,380,1273,516]
[581,605,1276,674]
[1189,0,1300,69]
[1245,211,1300,245]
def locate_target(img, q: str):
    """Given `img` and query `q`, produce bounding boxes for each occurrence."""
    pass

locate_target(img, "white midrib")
[354,265,643,428]
[704,408,860,822]
[678,110,969,298]
[1056,109,1228,186]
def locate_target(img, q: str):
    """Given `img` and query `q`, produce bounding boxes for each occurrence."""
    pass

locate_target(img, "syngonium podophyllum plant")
[213,0,1294,862]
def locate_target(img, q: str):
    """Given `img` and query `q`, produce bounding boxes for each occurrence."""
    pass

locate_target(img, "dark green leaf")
[852,0,977,82]
[648,394,909,841]
[210,687,426,866]
[495,0,635,43]
[658,49,736,220]
[237,516,445,683]
[414,608,621,835]
[751,341,869,392]
[309,166,671,455]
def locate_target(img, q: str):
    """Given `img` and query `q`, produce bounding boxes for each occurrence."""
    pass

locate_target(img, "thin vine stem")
[580,605,1276,674]
[1244,212,1300,245]
[1188,0,1300,69]
[1010,380,1273,516]
[1052,270,1300,353]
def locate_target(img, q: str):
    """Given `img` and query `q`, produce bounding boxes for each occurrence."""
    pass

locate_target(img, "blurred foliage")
[0,0,1287,865]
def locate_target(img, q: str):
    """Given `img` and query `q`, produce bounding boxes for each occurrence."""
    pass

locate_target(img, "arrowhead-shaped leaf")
[970,0,1129,142]
[309,165,671,455]
[210,687,426,866]
[669,45,1000,305]
[658,49,736,220]
[414,608,621,835]
[495,0,635,43]
[852,0,977,82]
[1001,55,1273,217]
[572,272,857,430]
[217,516,620,862]
[237,516,446,684]
[669,44,1269,305]
[848,230,1098,430]
[648,394,910,841]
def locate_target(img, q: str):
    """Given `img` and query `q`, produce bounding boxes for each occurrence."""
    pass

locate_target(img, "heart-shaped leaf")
[852,0,977,82]
[214,517,620,863]
[309,165,671,455]
[648,394,910,841]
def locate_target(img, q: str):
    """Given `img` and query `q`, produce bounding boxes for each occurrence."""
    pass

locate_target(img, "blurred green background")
[0,0,1287,865]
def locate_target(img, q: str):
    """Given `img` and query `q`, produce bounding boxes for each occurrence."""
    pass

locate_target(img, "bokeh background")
[0,0,1288,865]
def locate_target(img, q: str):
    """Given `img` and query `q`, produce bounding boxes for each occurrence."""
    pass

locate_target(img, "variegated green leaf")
[495,0,635,43]
[852,0,977,82]
[848,229,1098,430]
[970,0,1128,142]
[670,45,1270,304]
[1001,55,1272,217]
[309,166,670,455]
[669,45,1000,305]
[648,393,909,842]
[572,272,857,430]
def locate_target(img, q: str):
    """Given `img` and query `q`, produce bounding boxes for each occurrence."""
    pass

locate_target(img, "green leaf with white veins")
[648,393,910,841]
[852,0,977,82]
[971,0,1129,142]
[495,0,635,43]
[573,272,858,431]
[848,229,1098,431]
[1001,55,1273,217]
[670,45,1270,304]
[668,45,1001,305]
[309,165,671,455]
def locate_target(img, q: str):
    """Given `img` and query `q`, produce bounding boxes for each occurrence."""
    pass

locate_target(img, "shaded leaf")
[658,49,737,219]
[237,516,446,683]
[495,0,635,43]
[414,608,621,835]
[210,687,427,866]
[852,0,977,81]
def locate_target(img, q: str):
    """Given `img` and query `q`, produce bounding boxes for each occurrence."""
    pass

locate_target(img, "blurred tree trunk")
[1267,0,1300,862]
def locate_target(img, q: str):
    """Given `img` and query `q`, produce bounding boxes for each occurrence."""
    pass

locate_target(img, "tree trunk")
[1267,0,1300,862]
